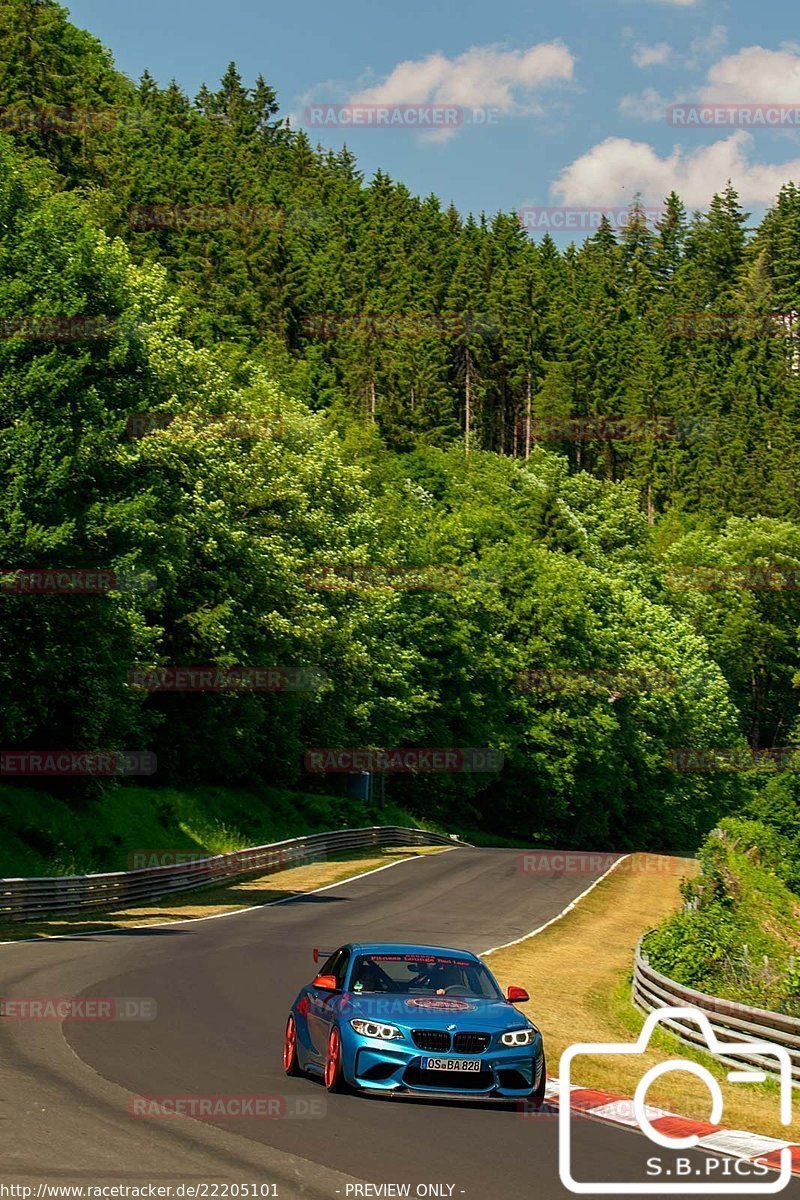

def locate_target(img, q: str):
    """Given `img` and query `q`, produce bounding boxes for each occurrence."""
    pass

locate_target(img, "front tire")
[324,1026,349,1093]
[283,1014,302,1076]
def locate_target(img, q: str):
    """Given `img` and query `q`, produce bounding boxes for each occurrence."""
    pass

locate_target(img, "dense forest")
[0,0,798,851]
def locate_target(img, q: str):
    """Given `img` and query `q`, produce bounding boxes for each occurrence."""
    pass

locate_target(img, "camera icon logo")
[559,1006,793,1194]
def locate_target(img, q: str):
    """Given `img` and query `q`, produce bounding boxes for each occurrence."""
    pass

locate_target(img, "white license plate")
[422,1057,481,1071]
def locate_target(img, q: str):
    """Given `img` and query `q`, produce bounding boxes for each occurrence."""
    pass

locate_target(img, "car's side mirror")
[507,985,530,1003]
[313,974,338,992]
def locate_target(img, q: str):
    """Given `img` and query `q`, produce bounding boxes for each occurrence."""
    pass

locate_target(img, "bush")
[644,905,742,989]
[644,819,800,1008]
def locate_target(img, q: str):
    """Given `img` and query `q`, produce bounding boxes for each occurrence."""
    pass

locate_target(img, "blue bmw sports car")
[283,942,547,1104]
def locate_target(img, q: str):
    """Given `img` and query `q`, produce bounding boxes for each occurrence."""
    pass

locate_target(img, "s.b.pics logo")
[559,1007,793,1194]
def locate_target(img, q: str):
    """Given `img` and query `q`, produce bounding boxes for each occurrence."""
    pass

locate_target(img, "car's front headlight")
[500,1027,538,1047]
[350,1019,403,1040]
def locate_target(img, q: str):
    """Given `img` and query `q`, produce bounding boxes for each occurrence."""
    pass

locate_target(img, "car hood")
[343,993,532,1031]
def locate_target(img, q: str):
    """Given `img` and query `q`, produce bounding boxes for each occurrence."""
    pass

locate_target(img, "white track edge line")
[481,853,632,956]
[0,848,454,946]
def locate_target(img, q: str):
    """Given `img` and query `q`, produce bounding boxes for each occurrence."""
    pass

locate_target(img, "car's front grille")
[453,1031,490,1053]
[411,1029,451,1052]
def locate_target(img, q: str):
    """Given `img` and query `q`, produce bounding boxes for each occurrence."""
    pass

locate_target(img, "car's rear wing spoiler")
[312,948,334,964]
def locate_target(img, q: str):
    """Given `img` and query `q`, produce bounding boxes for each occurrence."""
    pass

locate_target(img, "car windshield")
[349,953,501,998]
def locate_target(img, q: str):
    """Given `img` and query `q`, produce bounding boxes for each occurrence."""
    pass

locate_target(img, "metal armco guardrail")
[633,936,800,1085]
[0,826,462,922]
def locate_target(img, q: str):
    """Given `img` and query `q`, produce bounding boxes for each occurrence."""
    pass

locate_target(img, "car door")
[306,949,349,1060]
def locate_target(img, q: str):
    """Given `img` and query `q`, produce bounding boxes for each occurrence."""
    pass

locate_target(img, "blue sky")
[65,0,800,229]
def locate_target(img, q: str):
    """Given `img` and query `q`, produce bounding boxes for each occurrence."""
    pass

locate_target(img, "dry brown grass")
[0,845,448,942]
[486,854,792,1140]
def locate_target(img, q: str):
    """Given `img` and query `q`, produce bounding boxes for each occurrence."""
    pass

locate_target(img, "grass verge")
[486,854,792,1141]
[0,844,448,942]
[0,781,446,876]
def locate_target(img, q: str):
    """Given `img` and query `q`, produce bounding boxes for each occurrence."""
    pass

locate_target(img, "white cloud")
[619,87,673,120]
[617,33,800,124]
[417,126,458,146]
[632,42,673,68]
[700,46,800,104]
[624,25,725,72]
[296,42,575,144]
[552,132,800,209]
[686,24,727,69]
[348,42,575,140]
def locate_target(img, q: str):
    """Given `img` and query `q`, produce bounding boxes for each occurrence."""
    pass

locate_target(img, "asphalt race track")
[2,847,797,1199]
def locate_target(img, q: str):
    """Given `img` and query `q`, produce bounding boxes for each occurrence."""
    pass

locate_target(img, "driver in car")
[416,961,464,995]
